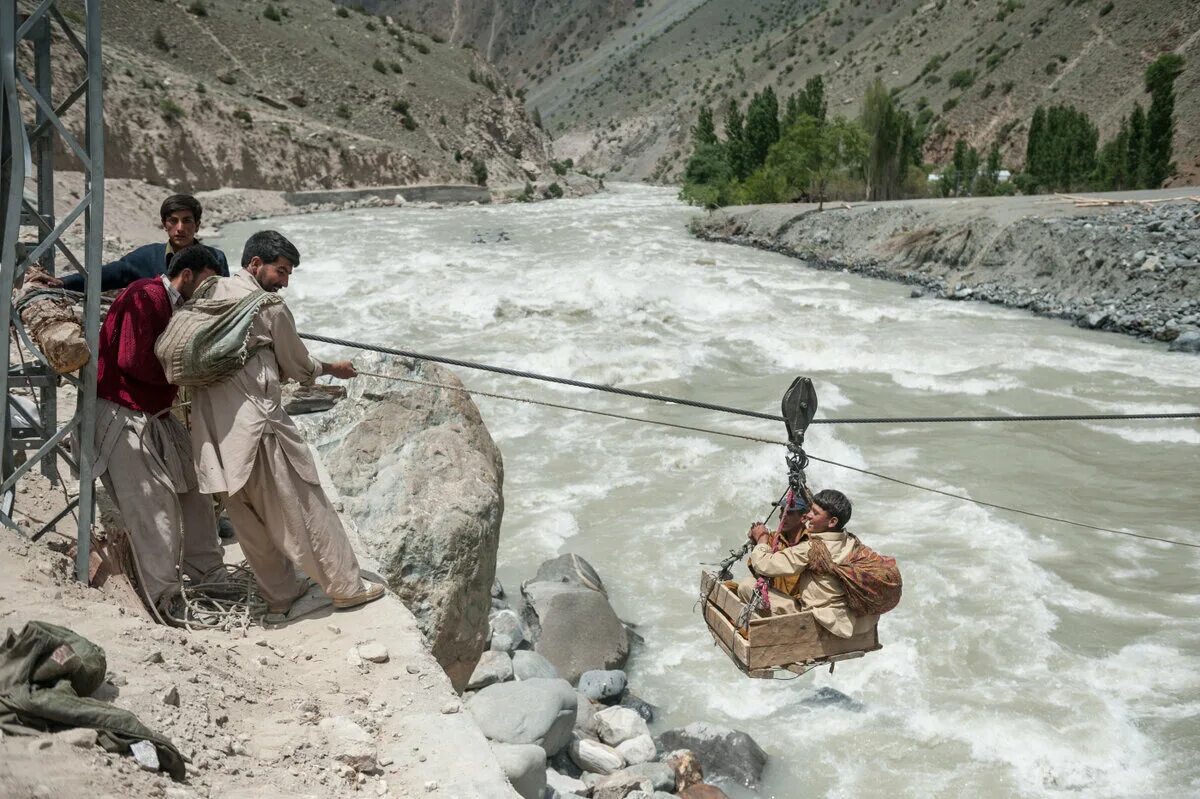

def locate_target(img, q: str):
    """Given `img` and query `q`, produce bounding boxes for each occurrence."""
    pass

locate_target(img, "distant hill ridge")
[361,0,1200,185]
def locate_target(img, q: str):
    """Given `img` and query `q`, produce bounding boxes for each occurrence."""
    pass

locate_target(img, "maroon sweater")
[96,277,177,415]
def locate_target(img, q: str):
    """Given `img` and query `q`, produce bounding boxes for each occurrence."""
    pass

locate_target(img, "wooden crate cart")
[700,571,881,679]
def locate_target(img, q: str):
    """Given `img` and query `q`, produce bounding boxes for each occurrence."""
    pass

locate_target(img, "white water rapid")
[216,185,1200,798]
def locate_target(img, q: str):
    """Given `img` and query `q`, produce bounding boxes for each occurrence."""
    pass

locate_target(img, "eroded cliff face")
[298,357,504,692]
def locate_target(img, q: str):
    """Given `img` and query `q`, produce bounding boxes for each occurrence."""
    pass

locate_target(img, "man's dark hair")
[812,489,852,531]
[241,230,301,269]
[166,245,219,278]
[160,194,203,224]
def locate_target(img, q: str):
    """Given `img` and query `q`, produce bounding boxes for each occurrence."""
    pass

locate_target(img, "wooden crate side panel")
[703,600,751,667]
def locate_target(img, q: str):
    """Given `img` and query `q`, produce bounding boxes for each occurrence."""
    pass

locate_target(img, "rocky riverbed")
[464,552,766,799]
[690,190,1200,353]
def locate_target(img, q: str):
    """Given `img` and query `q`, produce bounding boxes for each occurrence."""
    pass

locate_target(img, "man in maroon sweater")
[93,246,225,610]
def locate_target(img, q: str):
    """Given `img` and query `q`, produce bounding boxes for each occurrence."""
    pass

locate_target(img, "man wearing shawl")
[736,489,878,638]
[187,230,383,615]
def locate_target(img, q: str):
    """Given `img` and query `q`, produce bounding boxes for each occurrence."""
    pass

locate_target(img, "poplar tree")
[745,87,781,173]
[692,105,718,148]
[723,97,749,179]
[1140,53,1184,188]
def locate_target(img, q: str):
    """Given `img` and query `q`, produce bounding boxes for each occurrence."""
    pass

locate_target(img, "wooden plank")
[703,600,751,665]
[748,611,824,649]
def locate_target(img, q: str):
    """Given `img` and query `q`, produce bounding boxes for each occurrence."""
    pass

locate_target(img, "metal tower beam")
[1,1,104,582]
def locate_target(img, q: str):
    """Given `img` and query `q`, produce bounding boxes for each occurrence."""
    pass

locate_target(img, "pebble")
[357,643,390,663]
[162,686,180,707]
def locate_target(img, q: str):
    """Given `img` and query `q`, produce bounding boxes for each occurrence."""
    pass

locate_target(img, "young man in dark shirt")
[58,194,229,292]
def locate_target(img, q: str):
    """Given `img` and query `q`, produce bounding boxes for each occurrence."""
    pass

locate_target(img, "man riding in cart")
[735,487,895,638]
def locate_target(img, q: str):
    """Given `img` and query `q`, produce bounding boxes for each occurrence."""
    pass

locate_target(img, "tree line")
[681,54,1184,209]
[681,76,930,209]
[1023,53,1184,193]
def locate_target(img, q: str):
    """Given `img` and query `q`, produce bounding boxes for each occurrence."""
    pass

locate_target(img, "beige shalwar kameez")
[736,530,878,638]
[93,398,224,603]
[189,270,366,608]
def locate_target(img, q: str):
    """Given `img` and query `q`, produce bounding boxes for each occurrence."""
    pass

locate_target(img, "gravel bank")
[690,189,1200,353]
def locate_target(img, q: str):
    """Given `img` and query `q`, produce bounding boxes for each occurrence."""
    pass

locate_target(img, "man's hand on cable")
[748,521,771,545]
[323,360,358,379]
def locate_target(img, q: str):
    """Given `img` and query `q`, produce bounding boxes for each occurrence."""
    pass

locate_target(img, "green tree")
[680,142,736,209]
[976,143,1002,195]
[1140,53,1184,188]
[744,87,781,173]
[747,116,867,209]
[1126,103,1145,185]
[861,79,914,200]
[1024,104,1097,191]
[723,98,749,179]
[692,105,718,147]
[952,139,969,195]
[785,75,827,127]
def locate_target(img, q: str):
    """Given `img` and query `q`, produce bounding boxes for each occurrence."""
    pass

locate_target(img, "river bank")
[689,189,1200,352]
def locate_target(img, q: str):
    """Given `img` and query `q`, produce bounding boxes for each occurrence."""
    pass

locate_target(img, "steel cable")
[356,369,1200,550]
[303,332,1200,426]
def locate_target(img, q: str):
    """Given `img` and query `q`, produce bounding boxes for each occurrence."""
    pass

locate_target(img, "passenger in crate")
[736,489,879,638]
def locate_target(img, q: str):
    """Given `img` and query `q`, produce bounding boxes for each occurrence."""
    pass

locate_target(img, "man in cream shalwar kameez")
[189,231,382,613]
[737,489,877,638]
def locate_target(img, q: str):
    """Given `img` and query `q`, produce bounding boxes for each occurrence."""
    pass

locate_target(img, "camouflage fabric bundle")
[807,535,903,616]
[155,276,281,388]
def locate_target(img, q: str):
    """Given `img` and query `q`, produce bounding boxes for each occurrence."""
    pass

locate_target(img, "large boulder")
[490,742,547,799]
[301,358,504,692]
[523,582,628,684]
[655,723,767,789]
[466,678,578,756]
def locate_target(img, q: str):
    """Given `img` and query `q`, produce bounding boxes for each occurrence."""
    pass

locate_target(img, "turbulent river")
[217,185,1200,798]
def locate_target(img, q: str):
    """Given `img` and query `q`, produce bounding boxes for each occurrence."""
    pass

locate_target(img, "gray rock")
[491,578,505,598]
[574,693,599,736]
[617,692,655,723]
[594,706,649,746]
[546,768,590,798]
[466,678,578,756]
[578,670,627,702]
[491,742,547,799]
[513,650,559,680]
[592,763,675,798]
[300,358,503,692]
[567,736,625,775]
[800,686,865,712]
[522,582,629,684]
[489,609,527,653]
[531,553,607,595]
[319,716,377,772]
[1168,329,1200,352]
[355,642,390,663]
[466,650,513,690]
[615,734,656,765]
[655,723,767,788]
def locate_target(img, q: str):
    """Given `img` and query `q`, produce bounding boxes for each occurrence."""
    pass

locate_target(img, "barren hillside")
[361,0,1200,185]
[34,0,553,191]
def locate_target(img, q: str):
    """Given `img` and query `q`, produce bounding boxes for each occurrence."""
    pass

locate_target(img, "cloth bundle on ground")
[0,620,185,780]
[807,535,902,616]
[155,275,281,387]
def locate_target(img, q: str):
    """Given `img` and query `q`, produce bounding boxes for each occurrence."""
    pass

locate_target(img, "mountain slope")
[362,0,1200,185]
[39,0,552,190]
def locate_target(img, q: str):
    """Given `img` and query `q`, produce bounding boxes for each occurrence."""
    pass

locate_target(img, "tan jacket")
[749,530,878,638]
[188,270,323,495]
